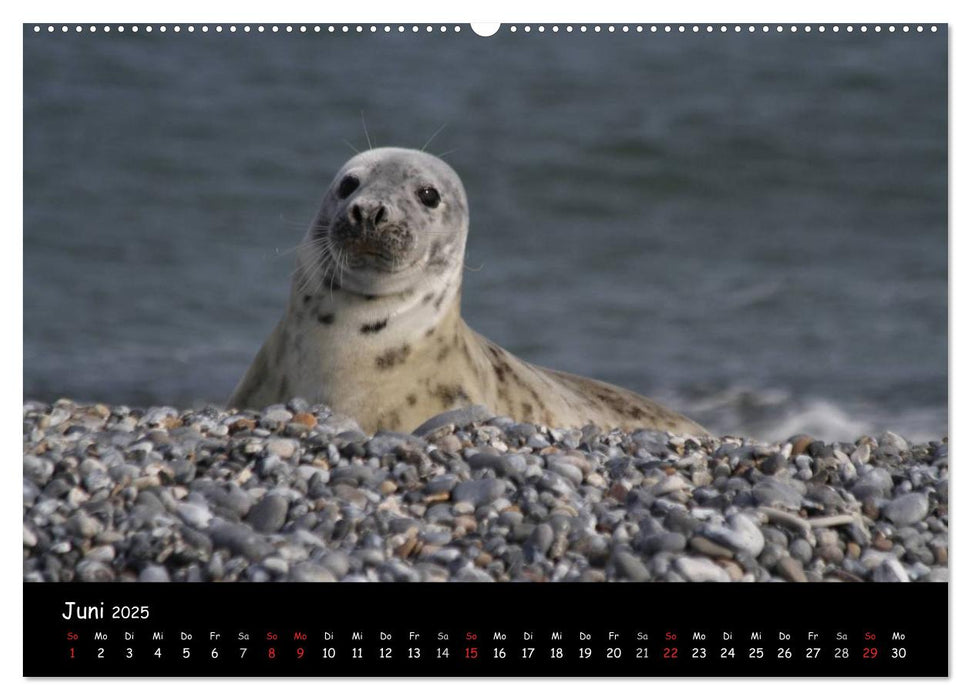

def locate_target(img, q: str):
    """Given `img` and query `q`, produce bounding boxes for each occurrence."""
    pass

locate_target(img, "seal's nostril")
[373,205,387,226]
[350,204,362,225]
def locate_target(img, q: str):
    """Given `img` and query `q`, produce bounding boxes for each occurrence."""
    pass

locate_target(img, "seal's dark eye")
[417,186,441,208]
[337,175,359,199]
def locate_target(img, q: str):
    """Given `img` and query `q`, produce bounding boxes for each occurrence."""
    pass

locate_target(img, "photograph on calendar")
[24,24,946,595]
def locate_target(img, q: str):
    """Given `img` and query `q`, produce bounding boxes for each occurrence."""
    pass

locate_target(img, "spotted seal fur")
[229,147,707,436]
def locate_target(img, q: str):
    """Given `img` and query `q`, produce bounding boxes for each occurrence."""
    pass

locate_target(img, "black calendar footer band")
[24,582,947,677]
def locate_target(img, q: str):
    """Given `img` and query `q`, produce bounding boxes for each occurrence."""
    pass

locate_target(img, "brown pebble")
[379,480,397,495]
[689,536,735,559]
[474,551,493,567]
[934,545,948,566]
[818,544,844,564]
[435,434,463,454]
[395,535,418,559]
[425,492,450,504]
[846,542,861,559]
[163,416,183,430]
[607,483,628,502]
[720,560,744,581]
[454,514,478,535]
[862,500,881,520]
[229,417,256,433]
[776,556,808,582]
[292,412,317,428]
[873,532,894,551]
[791,435,815,456]
[732,461,754,476]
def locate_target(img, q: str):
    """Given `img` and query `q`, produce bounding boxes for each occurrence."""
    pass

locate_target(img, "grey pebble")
[873,558,910,582]
[246,495,289,533]
[882,492,929,527]
[613,551,652,582]
[209,519,274,560]
[412,405,493,437]
[139,565,171,582]
[176,502,213,530]
[452,478,505,506]
[266,438,298,460]
[789,538,814,564]
[703,514,765,558]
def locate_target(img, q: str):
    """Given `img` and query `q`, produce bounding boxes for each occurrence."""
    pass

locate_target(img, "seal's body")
[230,148,706,436]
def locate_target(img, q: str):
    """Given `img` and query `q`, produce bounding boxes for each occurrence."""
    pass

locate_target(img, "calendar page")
[22,20,948,677]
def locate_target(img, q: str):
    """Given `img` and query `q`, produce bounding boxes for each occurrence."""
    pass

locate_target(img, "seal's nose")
[349,201,388,229]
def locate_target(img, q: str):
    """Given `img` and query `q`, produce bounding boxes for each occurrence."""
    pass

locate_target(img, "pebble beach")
[23,399,948,584]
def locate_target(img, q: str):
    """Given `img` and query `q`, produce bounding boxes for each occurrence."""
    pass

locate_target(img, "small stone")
[75,558,114,582]
[640,532,687,555]
[879,431,910,453]
[262,557,290,577]
[689,536,735,559]
[23,456,54,485]
[546,458,584,486]
[209,519,274,560]
[882,493,929,527]
[321,552,351,579]
[139,565,170,582]
[674,556,731,582]
[790,435,815,456]
[703,514,764,557]
[67,512,103,539]
[412,405,493,437]
[23,525,38,549]
[525,523,554,560]
[614,551,651,582]
[873,558,909,582]
[452,478,504,507]
[652,474,691,496]
[789,538,813,564]
[292,412,317,428]
[266,438,298,460]
[247,495,289,533]
[776,556,807,582]
[176,503,213,530]
[850,443,871,465]
[852,468,894,500]
[752,478,803,509]
[290,562,337,582]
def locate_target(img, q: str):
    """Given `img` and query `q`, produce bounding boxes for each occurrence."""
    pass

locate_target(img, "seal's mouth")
[329,217,414,272]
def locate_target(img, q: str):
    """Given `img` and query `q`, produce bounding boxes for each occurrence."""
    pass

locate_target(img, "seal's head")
[300,147,469,297]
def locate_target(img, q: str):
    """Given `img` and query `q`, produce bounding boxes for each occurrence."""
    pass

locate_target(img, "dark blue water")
[23,26,947,441]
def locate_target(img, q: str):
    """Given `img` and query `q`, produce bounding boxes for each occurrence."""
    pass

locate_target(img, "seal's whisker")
[337,249,348,291]
[342,139,359,155]
[276,237,324,258]
[295,238,334,296]
[435,149,457,159]
[298,252,328,296]
[361,111,373,150]
[421,122,448,153]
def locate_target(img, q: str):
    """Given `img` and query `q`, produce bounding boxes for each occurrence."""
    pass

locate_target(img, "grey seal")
[229,147,707,436]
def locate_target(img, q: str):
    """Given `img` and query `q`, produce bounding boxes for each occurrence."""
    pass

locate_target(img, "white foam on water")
[673,386,946,444]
